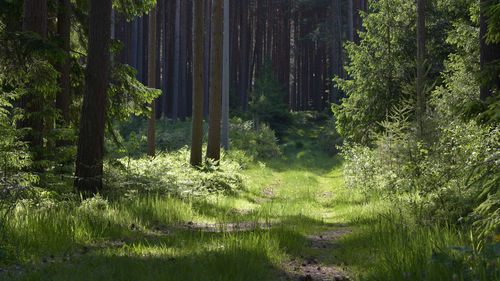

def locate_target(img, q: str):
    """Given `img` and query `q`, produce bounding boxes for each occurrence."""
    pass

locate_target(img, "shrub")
[248,61,291,136]
[103,147,245,198]
[229,117,281,160]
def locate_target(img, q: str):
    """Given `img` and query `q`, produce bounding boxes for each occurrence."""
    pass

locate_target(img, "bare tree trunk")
[221,0,229,151]
[206,0,223,162]
[56,0,71,126]
[203,0,212,120]
[347,0,353,42]
[147,5,157,157]
[21,0,47,149]
[179,0,188,120]
[191,0,205,166]
[172,0,181,121]
[416,0,426,138]
[74,0,112,194]
[239,0,249,110]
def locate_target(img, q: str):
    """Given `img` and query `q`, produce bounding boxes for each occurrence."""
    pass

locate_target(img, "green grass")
[1,117,498,280]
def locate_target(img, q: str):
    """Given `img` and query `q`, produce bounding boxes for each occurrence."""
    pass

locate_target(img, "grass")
[1,115,498,280]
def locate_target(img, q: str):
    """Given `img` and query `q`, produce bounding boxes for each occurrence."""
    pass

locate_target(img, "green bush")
[318,116,343,155]
[342,111,499,223]
[229,117,281,160]
[248,61,291,136]
[103,147,245,198]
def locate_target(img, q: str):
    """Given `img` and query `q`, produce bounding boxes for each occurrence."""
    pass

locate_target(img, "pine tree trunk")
[55,0,71,126]
[239,0,249,110]
[221,0,230,151]
[21,0,47,149]
[179,0,188,120]
[147,5,157,157]
[206,0,223,162]
[74,0,112,194]
[172,0,181,121]
[191,0,205,166]
[347,0,354,42]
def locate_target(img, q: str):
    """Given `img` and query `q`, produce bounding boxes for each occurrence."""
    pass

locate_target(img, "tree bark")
[347,0,354,42]
[172,0,181,121]
[56,0,71,126]
[74,0,112,194]
[239,0,249,110]
[147,5,157,157]
[191,0,205,166]
[21,0,47,149]
[206,0,223,162]
[221,0,230,151]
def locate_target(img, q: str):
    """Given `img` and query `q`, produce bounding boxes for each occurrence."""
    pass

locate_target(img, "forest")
[0,0,499,280]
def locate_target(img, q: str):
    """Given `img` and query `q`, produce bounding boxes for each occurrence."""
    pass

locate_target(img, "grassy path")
[2,146,372,281]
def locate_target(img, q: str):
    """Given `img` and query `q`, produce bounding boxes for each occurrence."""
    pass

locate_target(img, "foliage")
[248,61,291,137]
[108,63,161,123]
[104,148,245,198]
[229,117,281,160]
[333,0,417,144]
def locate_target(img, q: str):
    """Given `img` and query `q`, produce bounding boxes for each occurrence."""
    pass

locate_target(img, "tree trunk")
[347,0,353,42]
[179,0,188,120]
[239,0,249,110]
[56,0,71,126]
[172,0,181,121]
[206,0,223,162]
[147,5,157,157]
[191,0,205,166]
[203,0,212,120]
[221,0,229,151]
[74,0,112,194]
[480,0,500,101]
[416,0,426,138]
[21,0,47,149]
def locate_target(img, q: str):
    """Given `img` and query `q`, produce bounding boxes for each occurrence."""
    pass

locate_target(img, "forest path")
[3,149,359,281]
[242,151,354,281]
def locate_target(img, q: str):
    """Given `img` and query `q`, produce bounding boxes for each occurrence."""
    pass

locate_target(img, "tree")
[480,0,500,101]
[74,0,112,194]
[190,0,205,166]
[172,0,181,121]
[221,0,229,151]
[147,5,157,157]
[416,0,426,138]
[206,0,223,162]
[55,0,71,126]
[20,0,47,148]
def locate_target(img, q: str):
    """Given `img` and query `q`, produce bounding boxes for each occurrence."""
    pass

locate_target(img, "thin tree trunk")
[21,0,47,149]
[206,0,223,162]
[203,0,212,120]
[191,0,205,166]
[147,5,157,157]
[179,0,188,120]
[347,0,353,42]
[172,0,181,121]
[221,0,229,151]
[239,0,249,110]
[56,0,71,126]
[74,0,112,194]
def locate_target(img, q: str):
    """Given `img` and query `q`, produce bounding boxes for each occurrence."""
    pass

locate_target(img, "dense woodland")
[0,0,499,280]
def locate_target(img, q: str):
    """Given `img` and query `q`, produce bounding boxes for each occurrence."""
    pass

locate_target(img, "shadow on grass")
[263,150,343,176]
[5,222,329,281]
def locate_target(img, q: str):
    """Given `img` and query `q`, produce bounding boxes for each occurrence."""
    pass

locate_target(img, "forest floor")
[1,132,384,281]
